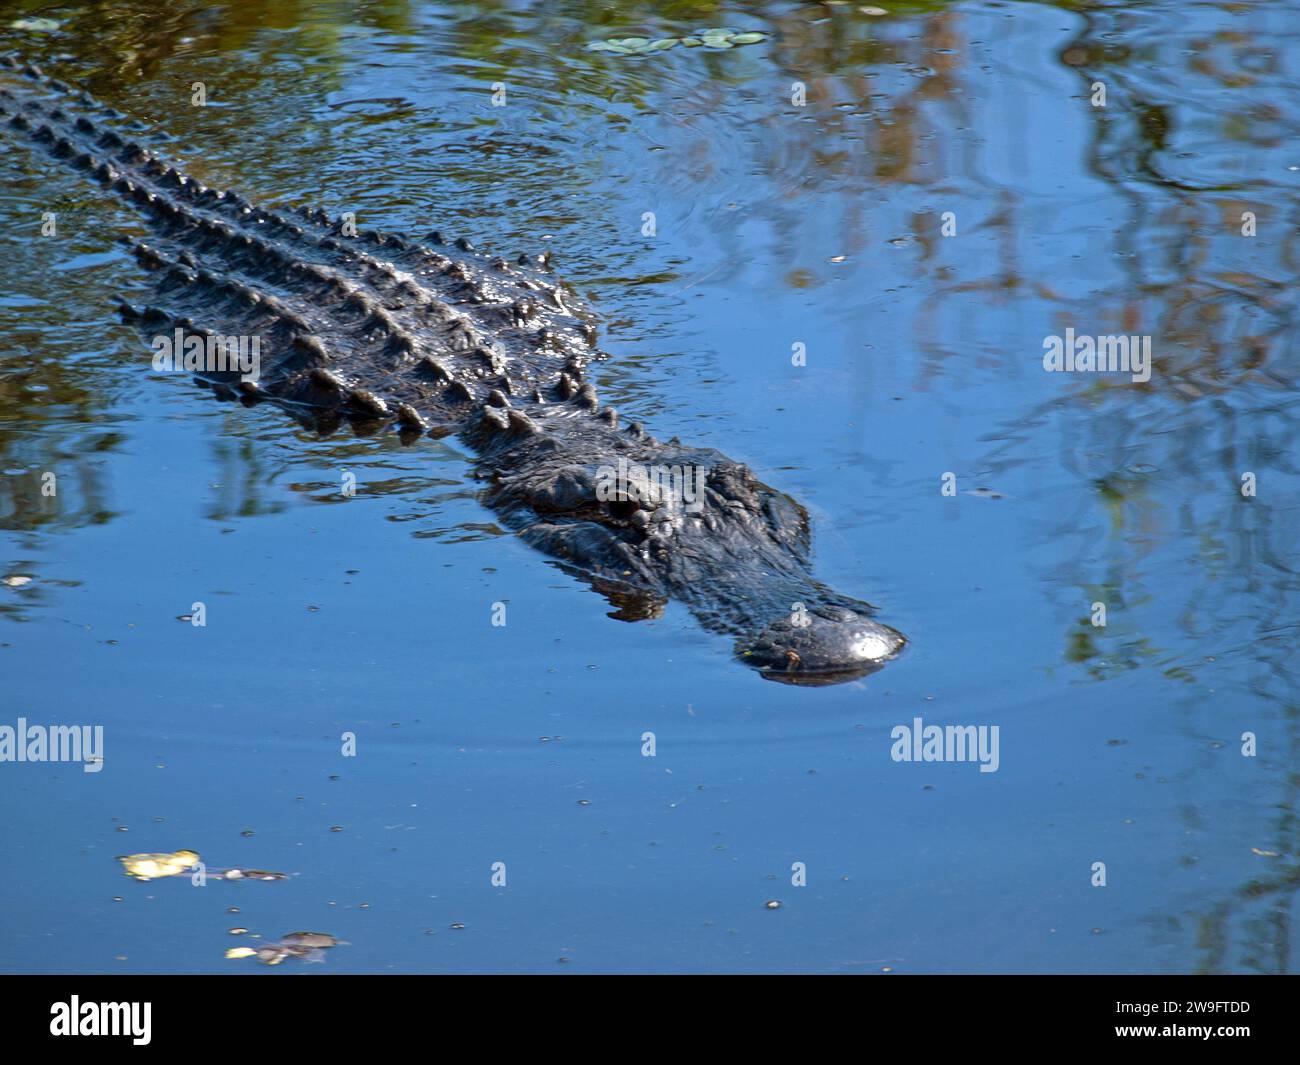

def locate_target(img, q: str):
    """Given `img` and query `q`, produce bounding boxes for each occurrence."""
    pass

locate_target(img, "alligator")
[0,57,905,685]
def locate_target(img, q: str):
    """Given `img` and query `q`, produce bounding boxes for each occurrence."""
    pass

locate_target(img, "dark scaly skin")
[0,58,905,685]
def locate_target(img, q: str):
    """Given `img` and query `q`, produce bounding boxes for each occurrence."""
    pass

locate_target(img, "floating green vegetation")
[587,28,767,57]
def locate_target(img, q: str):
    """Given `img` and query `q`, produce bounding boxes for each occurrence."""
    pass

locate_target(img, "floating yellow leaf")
[118,850,200,881]
[225,947,258,959]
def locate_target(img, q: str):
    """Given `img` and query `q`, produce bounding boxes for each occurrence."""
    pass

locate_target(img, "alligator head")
[475,412,906,685]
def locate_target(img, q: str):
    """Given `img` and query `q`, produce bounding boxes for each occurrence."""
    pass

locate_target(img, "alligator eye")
[606,499,639,521]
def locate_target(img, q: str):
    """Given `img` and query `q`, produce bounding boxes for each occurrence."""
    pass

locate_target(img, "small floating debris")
[10,17,62,33]
[588,28,766,56]
[283,932,342,948]
[116,850,287,882]
[1,575,33,588]
[219,868,287,881]
[226,931,345,966]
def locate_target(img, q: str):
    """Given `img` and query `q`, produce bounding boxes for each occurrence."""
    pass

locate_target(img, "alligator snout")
[739,604,905,686]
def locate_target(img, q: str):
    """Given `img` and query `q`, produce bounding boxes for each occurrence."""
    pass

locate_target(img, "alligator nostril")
[607,499,639,521]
